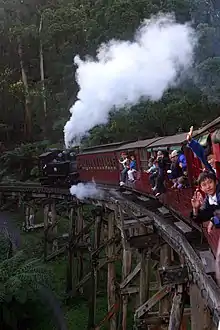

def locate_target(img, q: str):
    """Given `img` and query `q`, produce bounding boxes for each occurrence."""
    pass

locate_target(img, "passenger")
[127,155,137,182]
[187,126,215,174]
[170,150,187,174]
[147,159,158,191]
[119,152,129,186]
[191,171,220,234]
[168,151,184,188]
[155,151,166,197]
[176,176,188,189]
[207,154,216,173]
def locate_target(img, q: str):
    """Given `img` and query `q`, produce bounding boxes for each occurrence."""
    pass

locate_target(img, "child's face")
[208,155,215,168]
[200,178,216,196]
[131,156,135,160]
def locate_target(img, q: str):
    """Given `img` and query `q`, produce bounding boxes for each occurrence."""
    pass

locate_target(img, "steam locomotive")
[39,148,80,186]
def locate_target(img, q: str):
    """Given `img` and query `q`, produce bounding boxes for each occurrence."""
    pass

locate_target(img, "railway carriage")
[77,116,220,256]
[192,118,220,254]
[77,141,127,185]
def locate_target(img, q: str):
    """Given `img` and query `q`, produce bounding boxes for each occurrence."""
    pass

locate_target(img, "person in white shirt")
[119,152,129,186]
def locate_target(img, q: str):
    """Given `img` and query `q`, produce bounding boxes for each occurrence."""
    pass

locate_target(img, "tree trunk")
[18,39,32,141]
[39,14,47,138]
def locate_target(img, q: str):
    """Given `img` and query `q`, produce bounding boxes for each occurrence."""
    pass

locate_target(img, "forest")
[0,0,220,329]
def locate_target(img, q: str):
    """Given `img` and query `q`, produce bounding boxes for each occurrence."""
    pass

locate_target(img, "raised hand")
[191,189,203,211]
[187,126,193,142]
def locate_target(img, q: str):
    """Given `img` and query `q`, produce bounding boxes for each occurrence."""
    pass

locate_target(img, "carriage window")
[96,158,99,169]
[77,158,82,169]
[139,148,148,171]
[109,158,114,170]
[103,157,107,169]
[106,157,110,170]
[99,158,103,170]
[85,159,88,170]
[112,157,117,170]
[100,157,104,170]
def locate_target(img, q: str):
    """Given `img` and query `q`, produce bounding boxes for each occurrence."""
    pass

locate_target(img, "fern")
[0,236,67,330]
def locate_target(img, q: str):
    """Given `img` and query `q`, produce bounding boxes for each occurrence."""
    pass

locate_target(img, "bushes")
[0,235,67,330]
[0,140,50,182]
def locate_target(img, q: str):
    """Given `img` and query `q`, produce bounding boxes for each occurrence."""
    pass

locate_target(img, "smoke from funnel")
[64,13,197,147]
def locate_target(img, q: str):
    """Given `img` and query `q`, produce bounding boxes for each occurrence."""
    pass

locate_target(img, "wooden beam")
[107,211,117,330]
[43,204,49,260]
[139,250,150,305]
[117,199,220,322]
[51,202,58,252]
[120,262,141,289]
[159,243,172,330]
[135,285,172,319]
[87,214,102,329]
[190,284,215,330]
[168,285,185,330]
[121,282,160,295]
[76,259,108,290]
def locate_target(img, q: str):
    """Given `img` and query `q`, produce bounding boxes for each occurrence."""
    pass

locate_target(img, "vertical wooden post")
[168,285,185,330]
[159,243,172,329]
[116,206,132,330]
[87,212,102,329]
[43,204,49,260]
[139,249,150,305]
[25,205,30,230]
[94,213,102,298]
[108,211,117,330]
[66,207,74,295]
[51,202,58,252]
[190,284,215,330]
[122,249,132,330]
[29,207,34,227]
[76,204,84,286]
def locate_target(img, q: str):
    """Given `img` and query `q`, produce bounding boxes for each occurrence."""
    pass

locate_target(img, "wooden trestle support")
[2,188,220,330]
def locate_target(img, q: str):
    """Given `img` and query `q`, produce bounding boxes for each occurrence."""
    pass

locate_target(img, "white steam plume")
[64,13,197,147]
[70,182,103,200]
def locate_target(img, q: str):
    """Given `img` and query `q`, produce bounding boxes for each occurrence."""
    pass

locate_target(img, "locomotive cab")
[39,148,79,187]
[39,150,61,184]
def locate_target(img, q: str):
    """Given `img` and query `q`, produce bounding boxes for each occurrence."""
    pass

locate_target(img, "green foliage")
[0,140,49,181]
[0,237,53,329]
[0,0,219,146]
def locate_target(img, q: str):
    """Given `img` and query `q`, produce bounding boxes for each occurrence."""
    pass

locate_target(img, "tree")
[0,0,219,147]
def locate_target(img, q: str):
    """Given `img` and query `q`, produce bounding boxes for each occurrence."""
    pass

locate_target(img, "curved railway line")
[1,182,220,329]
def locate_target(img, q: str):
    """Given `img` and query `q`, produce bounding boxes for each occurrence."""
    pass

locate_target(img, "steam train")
[39,147,80,186]
[39,116,220,255]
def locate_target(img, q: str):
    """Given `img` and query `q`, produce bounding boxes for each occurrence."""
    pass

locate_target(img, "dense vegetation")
[0,0,220,328]
[0,0,219,150]
[0,230,65,330]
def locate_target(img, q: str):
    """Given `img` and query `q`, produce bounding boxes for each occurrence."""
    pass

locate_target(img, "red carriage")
[77,116,220,256]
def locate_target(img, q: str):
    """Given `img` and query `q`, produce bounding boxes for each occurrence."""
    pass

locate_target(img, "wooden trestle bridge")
[0,183,220,330]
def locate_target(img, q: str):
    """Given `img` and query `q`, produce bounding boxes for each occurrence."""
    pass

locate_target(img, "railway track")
[0,182,220,326]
